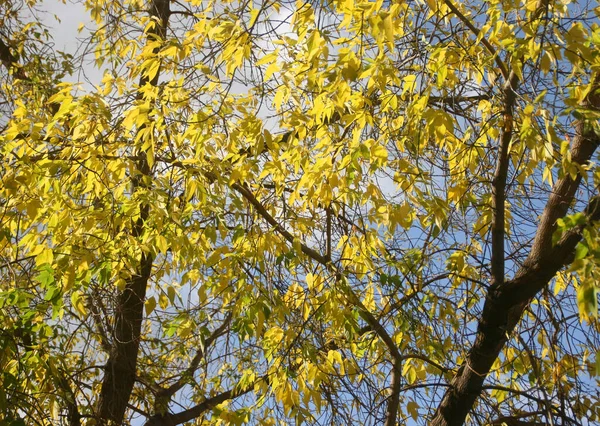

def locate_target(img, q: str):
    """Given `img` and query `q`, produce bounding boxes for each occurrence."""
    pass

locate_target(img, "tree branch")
[431,84,600,425]
[0,36,27,80]
[489,413,547,426]
[144,375,268,426]
[491,72,519,286]
[440,0,509,79]
[231,182,330,264]
[153,314,233,413]
[86,293,112,353]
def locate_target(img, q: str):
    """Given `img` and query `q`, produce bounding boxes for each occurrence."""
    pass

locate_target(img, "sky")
[39,0,104,88]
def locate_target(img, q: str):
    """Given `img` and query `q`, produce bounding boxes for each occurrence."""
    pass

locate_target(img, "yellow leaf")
[71,291,87,317]
[407,400,419,422]
[249,8,260,28]
[306,273,315,290]
[264,61,280,81]
[26,199,42,220]
[177,319,194,338]
[159,293,169,309]
[145,296,156,315]
[371,144,388,162]
[402,75,417,95]
[35,248,54,267]
[155,235,168,254]
[143,57,161,81]
[167,286,177,304]
[256,49,279,66]
[383,14,394,50]
[293,237,302,254]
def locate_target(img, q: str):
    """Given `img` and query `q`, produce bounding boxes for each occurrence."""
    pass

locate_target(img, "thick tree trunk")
[97,252,153,423]
[431,116,600,425]
[96,0,170,423]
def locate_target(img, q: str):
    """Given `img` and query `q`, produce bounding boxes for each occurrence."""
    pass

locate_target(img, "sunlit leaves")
[1,0,600,424]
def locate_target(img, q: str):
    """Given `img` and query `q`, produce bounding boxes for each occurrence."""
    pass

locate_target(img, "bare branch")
[154,313,233,410]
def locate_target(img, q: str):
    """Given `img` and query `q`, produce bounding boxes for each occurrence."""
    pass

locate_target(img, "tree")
[1,0,600,424]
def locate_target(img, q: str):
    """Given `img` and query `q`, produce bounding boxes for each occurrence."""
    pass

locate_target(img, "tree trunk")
[96,0,170,423]
[431,115,600,425]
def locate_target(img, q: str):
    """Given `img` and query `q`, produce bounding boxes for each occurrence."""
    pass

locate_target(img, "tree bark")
[431,113,600,425]
[96,0,170,423]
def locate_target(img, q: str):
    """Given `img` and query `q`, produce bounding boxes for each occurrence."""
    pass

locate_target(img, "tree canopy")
[1,0,600,425]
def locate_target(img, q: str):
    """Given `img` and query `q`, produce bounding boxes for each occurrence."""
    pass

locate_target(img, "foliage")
[1,0,600,425]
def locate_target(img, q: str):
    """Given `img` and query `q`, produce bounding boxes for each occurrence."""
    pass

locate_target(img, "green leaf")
[574,243,589,260]
[577,283,598,320]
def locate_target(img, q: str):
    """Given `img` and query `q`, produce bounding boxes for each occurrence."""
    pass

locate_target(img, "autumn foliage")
[1,0,600,425]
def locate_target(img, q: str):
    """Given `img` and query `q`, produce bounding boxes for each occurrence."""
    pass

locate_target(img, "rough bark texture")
[385,362,402,426]
[97,251,154,423]
[431,113,600,425]
[96,0,170,423]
